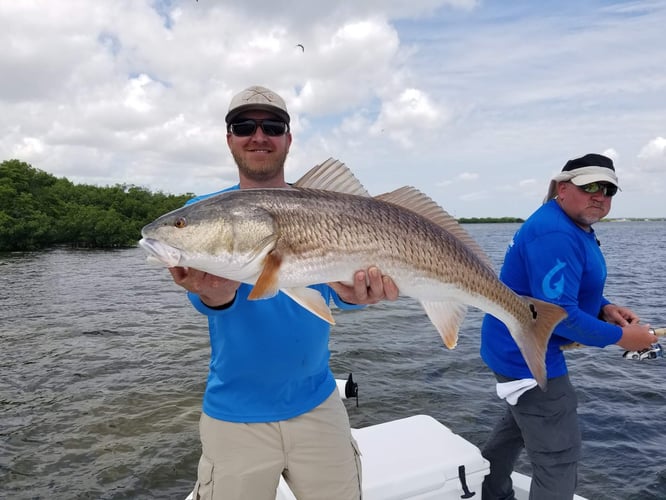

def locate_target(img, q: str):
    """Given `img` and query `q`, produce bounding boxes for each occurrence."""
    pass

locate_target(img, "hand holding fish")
[168,267,240,308]
[328,266,399,305]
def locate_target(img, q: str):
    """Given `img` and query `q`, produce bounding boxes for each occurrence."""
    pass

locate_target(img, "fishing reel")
[622,343,663,361]
[622,327,665,361]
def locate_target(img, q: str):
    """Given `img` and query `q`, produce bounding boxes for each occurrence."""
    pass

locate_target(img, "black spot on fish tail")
[519,297,568,390]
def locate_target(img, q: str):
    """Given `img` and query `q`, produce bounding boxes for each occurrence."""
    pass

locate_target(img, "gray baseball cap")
[225,85,290,125]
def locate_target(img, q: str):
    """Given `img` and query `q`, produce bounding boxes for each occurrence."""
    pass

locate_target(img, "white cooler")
[277,414,489,499]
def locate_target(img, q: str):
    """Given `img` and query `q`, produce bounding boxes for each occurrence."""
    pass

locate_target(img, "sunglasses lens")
[580,182,617,197]
[581,183,601,194]
[230,120,257,136]
[261,120,288,136]
[604,184,618,197]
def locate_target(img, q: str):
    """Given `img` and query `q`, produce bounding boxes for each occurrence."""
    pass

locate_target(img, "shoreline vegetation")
[459,217,524,224]
[458,217,665,223]
[2,159,664,252]
[1,159,191,251]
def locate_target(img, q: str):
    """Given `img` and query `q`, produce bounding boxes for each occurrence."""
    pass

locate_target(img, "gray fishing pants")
[481,373,582,500]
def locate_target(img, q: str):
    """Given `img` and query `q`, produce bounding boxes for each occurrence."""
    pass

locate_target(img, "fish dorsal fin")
[294,158,371,196]
[376,186,494,270]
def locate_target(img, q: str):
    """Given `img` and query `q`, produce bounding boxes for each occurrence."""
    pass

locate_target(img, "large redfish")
[140,159,566,388]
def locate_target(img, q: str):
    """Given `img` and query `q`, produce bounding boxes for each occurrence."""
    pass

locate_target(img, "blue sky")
[1,0,664,218]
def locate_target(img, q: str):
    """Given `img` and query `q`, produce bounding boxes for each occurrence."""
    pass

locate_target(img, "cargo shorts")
[192,390,362,500]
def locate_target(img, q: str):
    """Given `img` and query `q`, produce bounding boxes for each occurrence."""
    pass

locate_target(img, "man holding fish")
[166,86,398,500]
[480,153,658,500]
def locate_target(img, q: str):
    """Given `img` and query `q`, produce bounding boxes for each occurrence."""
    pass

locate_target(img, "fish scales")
[264,189,479,282]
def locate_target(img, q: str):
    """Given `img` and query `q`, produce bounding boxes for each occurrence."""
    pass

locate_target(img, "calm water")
[1,222,665,500]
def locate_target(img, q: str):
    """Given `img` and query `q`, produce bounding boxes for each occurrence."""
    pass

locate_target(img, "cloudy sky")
[2,0,665,218]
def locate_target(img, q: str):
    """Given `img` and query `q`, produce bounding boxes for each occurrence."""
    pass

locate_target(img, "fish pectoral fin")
[421,300,468,349]
[247,250,335,325]
[248,251,282,300]
[282,287,336,325]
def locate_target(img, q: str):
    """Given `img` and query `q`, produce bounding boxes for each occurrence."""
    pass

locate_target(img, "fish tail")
[515,297,568,391]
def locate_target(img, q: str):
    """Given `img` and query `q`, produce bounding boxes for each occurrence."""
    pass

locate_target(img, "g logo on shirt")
[542,259,566,299]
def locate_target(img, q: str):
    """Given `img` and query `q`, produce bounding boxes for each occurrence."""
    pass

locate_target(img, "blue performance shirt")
[480,200,622,380]
[185,185,362,423]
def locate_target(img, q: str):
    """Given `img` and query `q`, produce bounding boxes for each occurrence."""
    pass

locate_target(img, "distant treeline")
[0,159,192,251]
[459,217,524,224]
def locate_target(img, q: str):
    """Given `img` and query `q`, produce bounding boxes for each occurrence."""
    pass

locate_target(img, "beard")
[578,213,603,226]
[574,205,610,228]
[231,149,289,183]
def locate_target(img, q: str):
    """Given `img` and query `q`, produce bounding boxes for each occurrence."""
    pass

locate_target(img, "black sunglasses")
[575,182,618,197]
[229,119,289,137]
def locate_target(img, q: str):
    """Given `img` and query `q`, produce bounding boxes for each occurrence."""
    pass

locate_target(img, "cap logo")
[243,88,278,104]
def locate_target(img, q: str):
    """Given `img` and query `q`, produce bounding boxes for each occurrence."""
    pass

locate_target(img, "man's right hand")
[617,323,658,351]
[168,267,240,308]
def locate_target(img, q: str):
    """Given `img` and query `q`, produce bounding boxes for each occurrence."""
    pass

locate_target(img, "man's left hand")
[329,266,399,305]
[600,303,639,327]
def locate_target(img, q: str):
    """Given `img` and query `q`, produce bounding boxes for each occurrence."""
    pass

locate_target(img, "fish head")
[139,191,278,280]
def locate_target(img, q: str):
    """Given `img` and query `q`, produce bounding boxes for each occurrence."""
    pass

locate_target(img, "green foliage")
[458,216,525,224]
[0,159,192,251]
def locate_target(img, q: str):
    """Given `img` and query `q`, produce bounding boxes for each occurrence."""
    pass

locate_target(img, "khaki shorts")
[193,390,362,500]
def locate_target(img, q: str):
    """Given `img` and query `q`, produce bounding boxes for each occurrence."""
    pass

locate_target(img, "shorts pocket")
[193,454,214,500]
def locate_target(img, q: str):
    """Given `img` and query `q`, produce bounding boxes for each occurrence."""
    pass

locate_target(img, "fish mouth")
[138,238,182,267]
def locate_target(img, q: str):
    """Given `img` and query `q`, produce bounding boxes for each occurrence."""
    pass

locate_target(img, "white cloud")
[11,137,45,159]
[370,88,445,148]
[458,172,479,181]
[519,179,538,189]
[122,74,163,113]
[437,172,477,187]
[637,137,666,172]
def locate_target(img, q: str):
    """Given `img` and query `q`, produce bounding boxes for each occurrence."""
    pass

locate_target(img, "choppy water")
[1,222,665,500]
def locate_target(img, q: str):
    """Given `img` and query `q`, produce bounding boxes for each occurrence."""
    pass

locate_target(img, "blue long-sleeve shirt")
[481,200,622,380]
[186,185,362,422]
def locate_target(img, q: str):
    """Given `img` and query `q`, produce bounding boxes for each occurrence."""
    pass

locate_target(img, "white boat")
[185,379,588,500]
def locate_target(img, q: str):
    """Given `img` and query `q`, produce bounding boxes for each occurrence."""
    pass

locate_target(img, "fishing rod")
[562,327,664,360]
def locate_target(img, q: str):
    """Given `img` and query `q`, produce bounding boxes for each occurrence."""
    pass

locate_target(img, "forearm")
[198,287,238,309]
[169,266,240,313]
[557,308,623,347]
[188,289,237,314]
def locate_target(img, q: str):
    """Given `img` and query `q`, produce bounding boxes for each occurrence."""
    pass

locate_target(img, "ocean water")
[1,221,664,499]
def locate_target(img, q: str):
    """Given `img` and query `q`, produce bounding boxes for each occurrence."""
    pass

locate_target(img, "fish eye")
[174,217,187,228]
